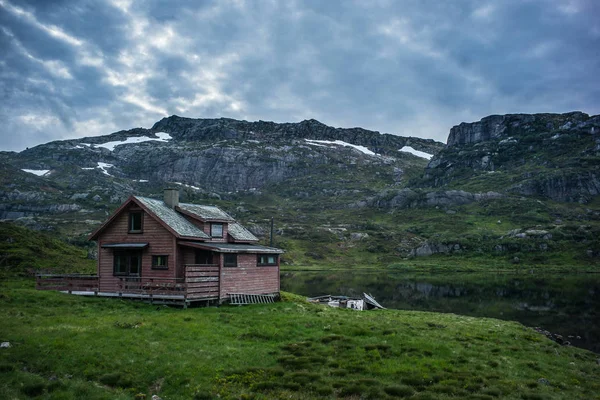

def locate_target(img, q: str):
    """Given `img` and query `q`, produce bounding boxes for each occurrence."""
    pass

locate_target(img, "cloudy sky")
[1,0,599,151]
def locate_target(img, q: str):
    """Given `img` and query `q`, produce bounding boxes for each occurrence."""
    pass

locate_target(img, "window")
[257,254,278,266]
[211,223,223,238]
[224,253,237,267]
[129,211,143,233]
[114,252,141,276]
[152,255,168,270]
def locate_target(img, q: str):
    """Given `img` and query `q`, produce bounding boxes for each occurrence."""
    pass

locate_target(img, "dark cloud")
[0,0,599,151]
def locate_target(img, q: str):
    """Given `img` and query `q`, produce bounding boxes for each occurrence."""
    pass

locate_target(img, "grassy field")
[230,195,600,272]
[0,223,95,278]
[1,279,599,400]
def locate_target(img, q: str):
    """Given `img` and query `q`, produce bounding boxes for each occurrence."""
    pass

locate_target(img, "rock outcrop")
[447,112,596,147]
[357,189,503,210]
[421,112,600,203]
[410,242,462,257]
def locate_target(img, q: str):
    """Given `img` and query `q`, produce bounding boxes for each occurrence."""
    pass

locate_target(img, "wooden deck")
[36,264,222,306]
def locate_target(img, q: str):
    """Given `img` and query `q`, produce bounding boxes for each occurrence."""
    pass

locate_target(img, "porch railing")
[36,274,99,292]
[117,277,186,295]
[36,264,221,301]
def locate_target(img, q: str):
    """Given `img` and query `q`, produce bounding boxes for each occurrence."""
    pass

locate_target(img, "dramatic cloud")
[1,0,599,151]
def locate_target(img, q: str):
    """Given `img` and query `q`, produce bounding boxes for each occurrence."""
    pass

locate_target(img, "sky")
[1,0,599,152]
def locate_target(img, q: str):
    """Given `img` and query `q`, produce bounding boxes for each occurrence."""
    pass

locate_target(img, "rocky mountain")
[0,116,441,224]
[419,112,600,203]
[1,113,599,268]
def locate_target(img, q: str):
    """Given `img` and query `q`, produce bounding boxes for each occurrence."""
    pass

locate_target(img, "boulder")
[410,242,461,257]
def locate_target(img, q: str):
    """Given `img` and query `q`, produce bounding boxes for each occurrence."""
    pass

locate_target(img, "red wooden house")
[37,189,283,306]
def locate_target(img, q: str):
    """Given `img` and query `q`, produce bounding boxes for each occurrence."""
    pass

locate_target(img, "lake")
[281,270,600,353]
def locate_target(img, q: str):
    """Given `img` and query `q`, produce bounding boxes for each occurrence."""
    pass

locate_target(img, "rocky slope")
[0,117,441,221]
[419,112,600,203]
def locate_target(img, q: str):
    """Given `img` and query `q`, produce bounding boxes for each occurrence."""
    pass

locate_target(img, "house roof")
[176,203,234,221]
[228,222,258,242]
[179,241,284,254]
[89,194,265,246]
[134,196,210,239]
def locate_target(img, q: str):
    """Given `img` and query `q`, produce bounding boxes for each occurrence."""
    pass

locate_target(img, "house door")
[195,250,213,265]
[114,251,142,276]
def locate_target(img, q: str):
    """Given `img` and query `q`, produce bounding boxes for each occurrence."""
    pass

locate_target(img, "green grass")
[269,196,600,272]
[1,280,599,399]
[0,222,96,278]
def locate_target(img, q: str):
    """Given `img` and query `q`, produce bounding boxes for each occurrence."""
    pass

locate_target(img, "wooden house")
[36,189,283,306]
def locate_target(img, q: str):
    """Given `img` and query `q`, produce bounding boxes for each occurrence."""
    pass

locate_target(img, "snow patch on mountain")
[89,132,172,151]
[97,162,114,176]
[22,169,50,176]
[174,182,201,190]
[304,139,377,156]
[399,146,433,160]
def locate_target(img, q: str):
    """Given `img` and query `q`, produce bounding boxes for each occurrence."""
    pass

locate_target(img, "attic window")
[129,211,143,233]
[211,223,223,238]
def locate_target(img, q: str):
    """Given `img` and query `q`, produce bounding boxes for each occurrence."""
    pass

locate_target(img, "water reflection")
[281,271,600,353]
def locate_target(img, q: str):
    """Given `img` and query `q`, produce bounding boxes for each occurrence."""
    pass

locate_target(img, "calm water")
[281,271,600,353]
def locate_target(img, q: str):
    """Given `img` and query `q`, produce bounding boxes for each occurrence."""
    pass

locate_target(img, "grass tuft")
[384,384,415,397]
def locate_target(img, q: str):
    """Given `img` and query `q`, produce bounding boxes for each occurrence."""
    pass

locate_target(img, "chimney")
[164,188,180,209]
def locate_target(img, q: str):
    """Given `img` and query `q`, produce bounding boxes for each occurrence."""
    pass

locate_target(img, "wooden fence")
[185,264,220,299]
[36,274,99,292]
[36,264,221,302]
[116,277,186,296]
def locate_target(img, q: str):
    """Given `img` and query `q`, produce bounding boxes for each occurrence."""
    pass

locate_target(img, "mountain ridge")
[150,115,442,155]
[1,116,441,220]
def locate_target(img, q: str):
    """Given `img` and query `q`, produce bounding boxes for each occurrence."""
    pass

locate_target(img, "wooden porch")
[35,264,221,306]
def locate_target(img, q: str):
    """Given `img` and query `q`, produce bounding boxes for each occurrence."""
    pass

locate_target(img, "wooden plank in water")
[363,293,385,309]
